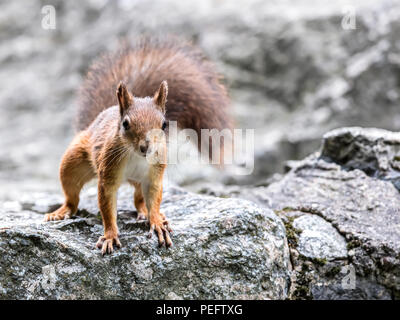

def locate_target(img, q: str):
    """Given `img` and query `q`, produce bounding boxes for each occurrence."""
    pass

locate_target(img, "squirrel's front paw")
[96,232,121,255]
[137,211,148,221]
[148,214,173,248]
[44,205,72,222]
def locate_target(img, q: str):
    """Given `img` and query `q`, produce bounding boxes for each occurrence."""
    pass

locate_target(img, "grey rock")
[293,215,348,260]
[310,276,392,300]
[321,127,400,190]
[215,127,400,299]
[0,185,290,299]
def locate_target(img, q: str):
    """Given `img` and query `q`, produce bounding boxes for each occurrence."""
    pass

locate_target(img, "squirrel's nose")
[139,143,148,154]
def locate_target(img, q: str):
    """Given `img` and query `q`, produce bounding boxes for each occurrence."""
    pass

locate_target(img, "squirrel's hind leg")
[130,181,148,221]
[45,132,95,221]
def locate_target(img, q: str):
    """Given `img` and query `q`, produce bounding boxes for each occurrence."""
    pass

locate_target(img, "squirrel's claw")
[159,212,173,234]
[95,236,106,249]
[44,206,71,222]
[163,220,173,234]
[149,220,173,248]
[96,234,121,255]
[137,211,147,221]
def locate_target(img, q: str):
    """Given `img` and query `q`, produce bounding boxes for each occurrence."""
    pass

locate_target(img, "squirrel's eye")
[162,121,167,130]
[122,119,130,130]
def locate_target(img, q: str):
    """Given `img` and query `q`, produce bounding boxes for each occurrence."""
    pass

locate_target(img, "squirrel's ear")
[153,80,168,114]
[116,81,133,116]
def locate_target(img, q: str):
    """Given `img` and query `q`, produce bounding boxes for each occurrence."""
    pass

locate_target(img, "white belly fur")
[123,152,150,183]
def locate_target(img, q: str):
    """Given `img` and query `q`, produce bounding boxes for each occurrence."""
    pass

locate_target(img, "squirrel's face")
[116,81,168,157]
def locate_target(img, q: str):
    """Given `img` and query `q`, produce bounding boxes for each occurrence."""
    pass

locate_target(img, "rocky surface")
[197,127,400,299]
[0,186,290,299]
[292,215,347,261]
[321,127,400,190]
[2,127,400,299]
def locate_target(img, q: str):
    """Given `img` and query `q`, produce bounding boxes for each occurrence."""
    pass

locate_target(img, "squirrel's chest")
[123,153,150,183]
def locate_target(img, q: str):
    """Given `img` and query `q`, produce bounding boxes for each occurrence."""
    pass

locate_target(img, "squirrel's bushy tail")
[76,37,232,149]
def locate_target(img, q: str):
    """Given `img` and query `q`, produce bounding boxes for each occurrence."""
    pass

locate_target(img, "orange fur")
[131,181,148,220]
[46,37,231,255]
[46,82,172,254]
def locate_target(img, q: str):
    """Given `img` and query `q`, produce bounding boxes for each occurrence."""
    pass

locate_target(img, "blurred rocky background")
[1,0,400,198]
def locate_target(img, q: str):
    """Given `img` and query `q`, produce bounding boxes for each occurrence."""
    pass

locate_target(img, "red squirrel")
[44,38,232,255]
